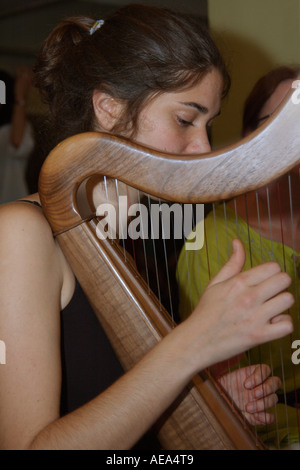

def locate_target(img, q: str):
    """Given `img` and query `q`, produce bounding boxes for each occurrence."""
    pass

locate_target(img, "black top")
[60,279,124,415]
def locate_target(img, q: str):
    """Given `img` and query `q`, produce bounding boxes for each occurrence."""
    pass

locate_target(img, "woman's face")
[257,79,294,126]
[133,68,223,155]
[91,68,223,217]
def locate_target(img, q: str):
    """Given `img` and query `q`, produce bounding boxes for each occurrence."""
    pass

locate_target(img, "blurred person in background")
[0,66,34,204]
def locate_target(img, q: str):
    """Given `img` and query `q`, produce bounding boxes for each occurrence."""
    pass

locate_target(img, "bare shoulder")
[0,199,57,263]
[0,197,75,309]
[0,198,52,236]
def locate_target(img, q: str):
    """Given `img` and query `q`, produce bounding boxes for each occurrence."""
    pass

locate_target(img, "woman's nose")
[184,129,211,155]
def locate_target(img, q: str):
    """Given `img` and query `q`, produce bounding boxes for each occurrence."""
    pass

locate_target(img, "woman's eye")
[177,116,193,127]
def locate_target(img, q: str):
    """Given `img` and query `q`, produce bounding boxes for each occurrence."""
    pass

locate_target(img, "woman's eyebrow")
[179,101,221,119]
[178,101,208,114]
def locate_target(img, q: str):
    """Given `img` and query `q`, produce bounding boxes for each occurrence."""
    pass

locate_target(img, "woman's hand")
[219,364,281,425]
[184,238,294,371]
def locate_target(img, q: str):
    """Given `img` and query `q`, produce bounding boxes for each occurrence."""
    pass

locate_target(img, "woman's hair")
[242,66,300,135]
[34,3,230,147]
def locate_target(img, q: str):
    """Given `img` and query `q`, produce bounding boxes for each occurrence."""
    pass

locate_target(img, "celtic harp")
[38,83,300,450]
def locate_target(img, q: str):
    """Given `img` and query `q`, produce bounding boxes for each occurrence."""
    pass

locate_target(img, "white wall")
[208,0,300,147]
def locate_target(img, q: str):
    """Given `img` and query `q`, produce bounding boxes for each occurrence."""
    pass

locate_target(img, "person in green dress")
[177,66,300,449]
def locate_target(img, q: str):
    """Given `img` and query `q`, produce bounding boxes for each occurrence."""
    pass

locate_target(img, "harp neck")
[39,85,300,236]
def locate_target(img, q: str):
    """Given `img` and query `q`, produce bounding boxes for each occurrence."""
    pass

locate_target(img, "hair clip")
[90,19,104,36]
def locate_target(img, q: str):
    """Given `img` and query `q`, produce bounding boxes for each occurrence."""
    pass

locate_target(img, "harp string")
[136,190,151,293]
[220,201,251,431]
[264,186,281,448]
[245,191,274,443]
[288,172,300,440]
[174,168,300,449]
[288,175,300,329]
[126,183,138,266]
[244,193,272,438]
[82,168,299,450]
[158,197,175,324]
[115,178,127,261]
[236,181,299,447]
[214,199,265,438]
[277,175,300,443]
[146,195,163,309]
[257,189,282,443]
[230,200,259,428]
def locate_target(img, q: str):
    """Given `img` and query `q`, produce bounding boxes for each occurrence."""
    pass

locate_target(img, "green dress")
[177,203,300,449]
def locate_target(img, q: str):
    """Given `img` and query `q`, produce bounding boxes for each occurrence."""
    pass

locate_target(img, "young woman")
[0,5,294,450]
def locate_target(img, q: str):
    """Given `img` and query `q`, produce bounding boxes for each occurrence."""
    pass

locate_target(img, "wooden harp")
[38,84,300,450]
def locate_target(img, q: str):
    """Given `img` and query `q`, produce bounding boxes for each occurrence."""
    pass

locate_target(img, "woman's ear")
[92,90,124,131]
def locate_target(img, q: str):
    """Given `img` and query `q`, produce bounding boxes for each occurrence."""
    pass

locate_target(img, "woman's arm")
[0,204,293,449]
[0,202,67,449]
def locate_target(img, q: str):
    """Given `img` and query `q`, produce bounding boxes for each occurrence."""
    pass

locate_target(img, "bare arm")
[0,202,64,449]
[0,204,294,450]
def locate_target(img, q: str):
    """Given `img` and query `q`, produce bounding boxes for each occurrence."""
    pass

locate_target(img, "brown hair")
[242,66,300,135]
[35,3,230,147]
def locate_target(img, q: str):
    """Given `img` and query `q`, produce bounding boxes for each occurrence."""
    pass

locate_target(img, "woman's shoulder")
[0,195,60,277]
[0,195,76,309]
[0,196,53,243]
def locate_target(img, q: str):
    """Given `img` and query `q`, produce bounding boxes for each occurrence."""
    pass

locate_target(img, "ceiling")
[0,0,207,73]
[0,0,207,18]
[0,0,63,18]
